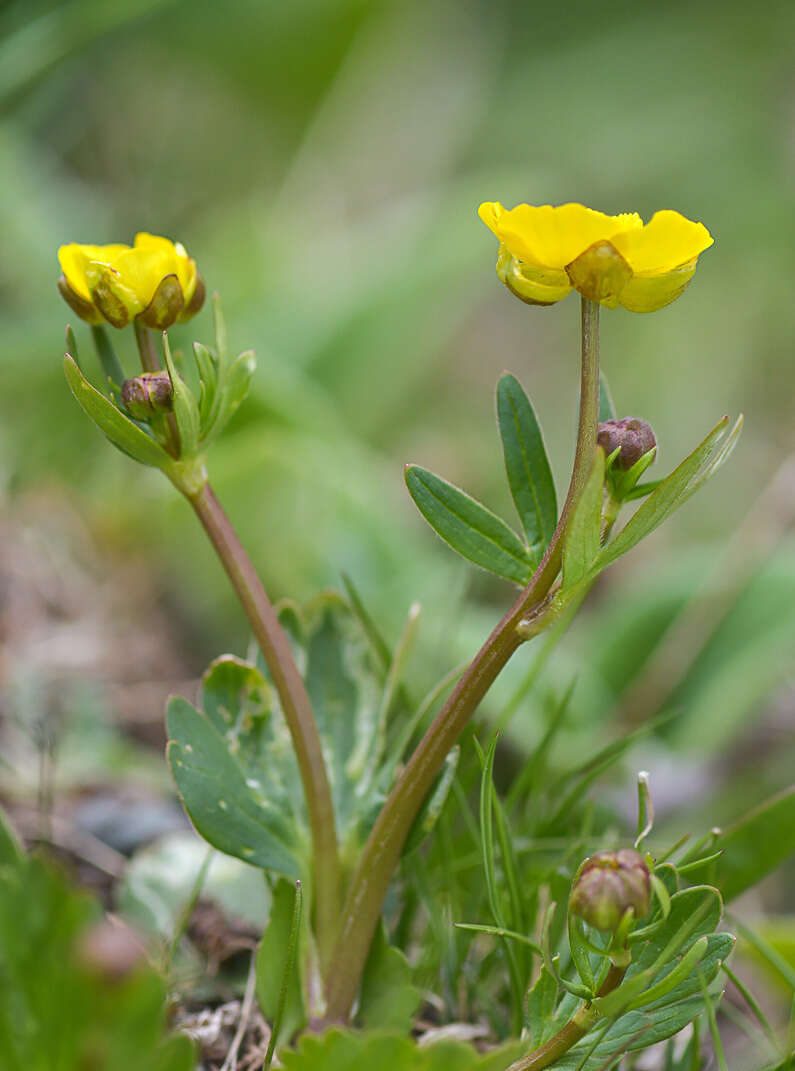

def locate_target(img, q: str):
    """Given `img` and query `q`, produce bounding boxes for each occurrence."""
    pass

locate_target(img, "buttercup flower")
[478,202,713,312]
[57,233,205,329]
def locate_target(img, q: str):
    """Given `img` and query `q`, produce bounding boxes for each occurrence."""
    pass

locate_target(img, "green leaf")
[0,807,23,867]
[682,787,795,902]
[90,324,126,391]
[205,349,256,442]
[403,746,459,856]
[599,416,730,570]
[166,695,301,877]
[598,370,616,423]
[64,355,171,469]
[193,341,219,435]
[282,1029,523,1071]
[358,921,419,1031]
[256,878,307,1045]
[562,448,605,589]
[526,965,570,1047]
[496,372,557,561]
[163,333,200,457]
[405,465,533,584]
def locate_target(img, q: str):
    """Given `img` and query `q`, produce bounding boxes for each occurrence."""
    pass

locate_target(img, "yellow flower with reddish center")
[478,202,713,312]
[57,233,205,329]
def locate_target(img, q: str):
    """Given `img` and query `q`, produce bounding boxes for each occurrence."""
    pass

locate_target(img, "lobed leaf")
[406,465,533,584]
[167,695,301,877]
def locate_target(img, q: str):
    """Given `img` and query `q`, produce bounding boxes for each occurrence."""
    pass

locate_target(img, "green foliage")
[359,921,419,1032]
[497,372,557,562]
[282,1028,523,1071]
[63,353,172,469]
[405,465,534,585]
[406,372,560,585]
[0,828,194,1071]
[256,878,306,1046]
[682,787,795,902]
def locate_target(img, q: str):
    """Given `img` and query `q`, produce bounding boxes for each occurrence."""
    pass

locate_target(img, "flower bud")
[597,418,656,470]
[121,372,174,419]
[569,848,651,932]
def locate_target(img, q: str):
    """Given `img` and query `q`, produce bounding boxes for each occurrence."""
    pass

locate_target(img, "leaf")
[562,448,605,589]
[90,324,126,390]
[598,370,616,423]
[405,465,533,584]
[166,695,301,877]
[256,878,307,1045]
[163,333,200,457]
[682,787,795,902]
[281,1028,523,1070]
[598,416,730,570]
[358,921,419,1031]
[64,354,171,469]
[0,807,23,867]
[496,372,557,561]
[193,341,219,435]
[403,746,459,855]
[205,349,256,441]
[526,965,566,1048]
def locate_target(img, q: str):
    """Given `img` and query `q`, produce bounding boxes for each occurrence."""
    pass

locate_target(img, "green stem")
[187,480,340,971]
[133,319,162,373]
[506,963,627,1071]
[324,297,601,1020]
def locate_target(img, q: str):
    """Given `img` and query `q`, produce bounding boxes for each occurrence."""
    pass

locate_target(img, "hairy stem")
[324,298,601,1019]
[506,963,627,1071]
[187,480,340,970]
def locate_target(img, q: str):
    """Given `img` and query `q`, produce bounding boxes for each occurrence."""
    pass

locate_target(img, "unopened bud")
[597,418,656,470]
[121,372,173,419]
[569,848,651,931]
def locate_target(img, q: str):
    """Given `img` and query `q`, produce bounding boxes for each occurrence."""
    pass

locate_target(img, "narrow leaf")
[497,372,557,560]
[163,333,200,457]
[405,465,533,584]
[598,370,616,423]
[563,448,605,589]
[90,324,126,391]
[257,878,306,1053]
[64,355,171,469]
[599,417,730,569]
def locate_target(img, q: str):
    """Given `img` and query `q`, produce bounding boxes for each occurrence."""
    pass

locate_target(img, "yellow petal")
[113,247,173,307]
[611,210,713,274]
[619,261,698,313]
[477,201,506,237]
[135,233,197,302]
[495,203,642,269]
[58,243,129,301]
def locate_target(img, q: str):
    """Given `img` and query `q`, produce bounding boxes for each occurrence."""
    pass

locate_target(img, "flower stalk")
[186,480,341,971]
[324,297,601,1020]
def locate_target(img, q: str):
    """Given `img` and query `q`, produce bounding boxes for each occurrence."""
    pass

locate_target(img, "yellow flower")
[57,233,205,329]
[478,202,713,312]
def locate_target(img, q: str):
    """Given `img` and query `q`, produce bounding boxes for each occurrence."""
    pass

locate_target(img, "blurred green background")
[1,0,794,828]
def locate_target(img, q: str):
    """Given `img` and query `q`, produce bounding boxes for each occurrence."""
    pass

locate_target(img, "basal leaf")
[64,355,171,469]
[167,696,301,877]
[405,465,533,584]
[358,922,419,1032]
[282,1028,523,1070]
[496,372,557,561]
